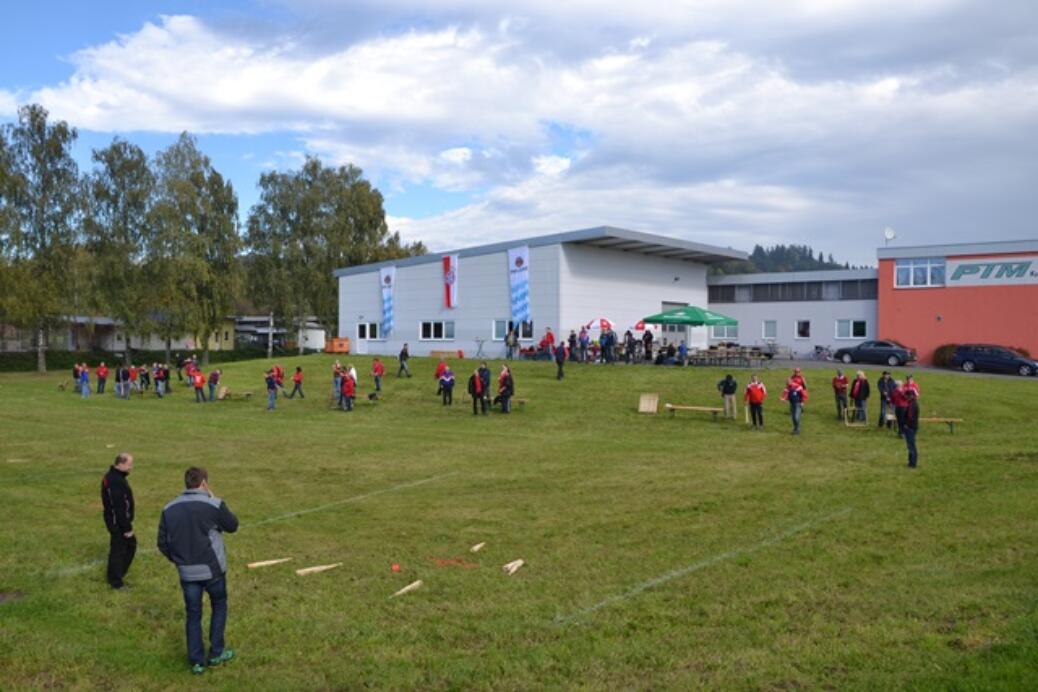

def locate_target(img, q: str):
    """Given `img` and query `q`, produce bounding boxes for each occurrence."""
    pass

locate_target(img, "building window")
[493,320,533,340]
[224,331,230,341]
[836,319,867,339]
[357,322,379,339]
[420,321,454,341]
[711,324,739,340]
[795,320,811,339]
[895,258,946,287]
[708,285,735,303]
[762,320,777,340]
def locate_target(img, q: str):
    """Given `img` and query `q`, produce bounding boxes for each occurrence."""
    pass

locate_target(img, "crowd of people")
[71,355,222,402]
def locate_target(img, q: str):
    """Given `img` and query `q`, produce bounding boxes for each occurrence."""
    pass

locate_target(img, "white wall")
[558,244,711,349]
[339,245,561,358]
[705,299,877,353]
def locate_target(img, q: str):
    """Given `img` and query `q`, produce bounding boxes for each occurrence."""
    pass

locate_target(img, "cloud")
[12,3,1038,262]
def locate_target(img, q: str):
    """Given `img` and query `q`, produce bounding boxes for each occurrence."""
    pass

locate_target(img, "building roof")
[332,226,748,278]
[877,239,1038,260]
[707,268,877,285]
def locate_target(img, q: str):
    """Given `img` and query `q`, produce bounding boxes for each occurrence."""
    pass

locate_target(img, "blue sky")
[3,1,1037,265]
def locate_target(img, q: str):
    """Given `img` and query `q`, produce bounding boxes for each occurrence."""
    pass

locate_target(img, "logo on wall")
[947,256,1038,287]
[442,254,459,309]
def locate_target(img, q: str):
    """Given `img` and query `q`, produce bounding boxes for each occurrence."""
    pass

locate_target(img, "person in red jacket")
[96,362,109,395]
[340,371,356,411]
[850,371,870,422]
[744,374,767,430]
[891,379,908,438]
[192,369,207,403]
[129,364,140,396]
[832,369,849,420]
[780,378,808,434]
[371,358,385,395]
[273,364,286,395]
[287,367,304,399]
[434,358,448,396]
[790,367,807,391]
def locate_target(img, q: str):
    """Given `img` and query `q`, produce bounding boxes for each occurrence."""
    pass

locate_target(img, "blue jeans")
[195,388,206,403]
[789,402,802,432]
[180,576,228,666]
[374,375,382,392]
[157,380,165,398]
[97,377,106,394]
[854,399,866,421]
[879,399,892,427]
[209,383,216,401]
[267,390,276,410]
[81,381,90,398]
[904,428,918,467]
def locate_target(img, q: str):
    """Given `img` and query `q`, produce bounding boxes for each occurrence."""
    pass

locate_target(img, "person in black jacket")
[555,342,566,380]
[903,388,920,468]
[850,371,870,422]
[467,368,487,415]
[495,365,515,413]
[158,467,239,674]
[717,374,738,419]
[877,371,896,429]
[477,362,491,413]
[101,453,136,589]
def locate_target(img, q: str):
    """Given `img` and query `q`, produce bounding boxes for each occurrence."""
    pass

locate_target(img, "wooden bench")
[665,403,723,421]
[430,349,464,359]
[920,417,964,434]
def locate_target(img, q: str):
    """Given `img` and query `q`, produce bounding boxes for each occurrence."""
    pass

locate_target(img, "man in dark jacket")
[158,467,239,675]
[477,362,492,414]
[851,371,870,422]
[101,453,136,589]
[717,374,738,419]
[877,371,896,429]
[555,343,566,380]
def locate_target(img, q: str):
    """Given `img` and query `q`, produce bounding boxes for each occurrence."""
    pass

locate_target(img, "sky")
[2,0,1036,266]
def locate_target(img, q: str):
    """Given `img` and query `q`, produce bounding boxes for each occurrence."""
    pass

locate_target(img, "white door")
[354,324,369,354]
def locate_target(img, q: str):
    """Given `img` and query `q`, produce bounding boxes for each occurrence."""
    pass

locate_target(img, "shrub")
[932,343,959,368]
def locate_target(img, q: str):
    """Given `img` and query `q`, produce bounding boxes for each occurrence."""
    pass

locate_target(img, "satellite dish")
[883,227,896,242]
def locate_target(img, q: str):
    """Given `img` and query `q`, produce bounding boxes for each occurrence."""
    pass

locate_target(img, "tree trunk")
[124,334,132,366]
[165,337,172,365]
[202,333,211,366]
[36,325,47,374]
[298,315,305,356]
[267,313,274,360]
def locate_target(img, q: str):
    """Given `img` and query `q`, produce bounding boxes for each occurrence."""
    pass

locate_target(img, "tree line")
[0,104,425,373]
[710,243,865,275]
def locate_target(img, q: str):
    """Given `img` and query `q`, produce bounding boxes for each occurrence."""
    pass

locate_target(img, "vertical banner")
[379,266,395,336]
[507,245,531,324]
[442,254,459,308]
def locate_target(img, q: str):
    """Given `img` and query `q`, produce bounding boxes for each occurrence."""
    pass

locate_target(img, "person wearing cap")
[101,453,136,589]
[903,388,920,468]
[832,369,849,420]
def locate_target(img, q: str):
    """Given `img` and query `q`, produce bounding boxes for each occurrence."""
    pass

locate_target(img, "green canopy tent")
[640,305,737,327]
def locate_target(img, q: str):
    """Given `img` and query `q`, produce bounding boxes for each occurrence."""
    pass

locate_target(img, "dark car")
[949,344,1037,377]
[834,340,916,367]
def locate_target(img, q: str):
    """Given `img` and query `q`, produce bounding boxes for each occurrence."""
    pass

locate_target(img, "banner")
[442,254,458,308]
[507,246,530,324]
[946,256,1038,286]
[379,266,395,336]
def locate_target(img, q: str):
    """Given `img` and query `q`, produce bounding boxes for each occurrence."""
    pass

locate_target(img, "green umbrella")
[640,305,737,326]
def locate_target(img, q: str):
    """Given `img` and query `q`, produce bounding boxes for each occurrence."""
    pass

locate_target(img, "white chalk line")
[555,507,853,625]
[45,472,458,578]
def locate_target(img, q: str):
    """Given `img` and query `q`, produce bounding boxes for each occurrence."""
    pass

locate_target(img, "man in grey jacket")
[158,467,239,675]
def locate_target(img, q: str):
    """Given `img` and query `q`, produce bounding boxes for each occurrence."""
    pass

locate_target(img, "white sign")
[946,256,1038,286]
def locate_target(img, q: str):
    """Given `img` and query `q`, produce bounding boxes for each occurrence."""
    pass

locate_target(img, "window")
[420,320,454,341]
[735,285,752,303]
[762,320,777,340]
[494,320,533,340]
[895,258,946,287]
[711,324,739,340]
[224,331,230,341]
[836,319,867,339]
[795,320,811,339]
[357,322,379,339]
[709,285,735,303]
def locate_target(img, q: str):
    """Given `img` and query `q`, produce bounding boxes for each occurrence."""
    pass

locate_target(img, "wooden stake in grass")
[391,580,423,598]
[470,542,486,553]
[502,559,525,575]
[247,558,293,569]
[295,563,342,576]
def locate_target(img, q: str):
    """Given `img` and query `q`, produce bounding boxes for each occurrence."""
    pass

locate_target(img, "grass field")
[1,355,1037,690]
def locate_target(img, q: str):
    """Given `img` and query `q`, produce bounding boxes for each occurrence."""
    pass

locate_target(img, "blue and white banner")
[507,246,530,323]
[379,266,395,335]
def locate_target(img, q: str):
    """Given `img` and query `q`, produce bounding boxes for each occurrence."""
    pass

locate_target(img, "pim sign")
[946,256,1038,287]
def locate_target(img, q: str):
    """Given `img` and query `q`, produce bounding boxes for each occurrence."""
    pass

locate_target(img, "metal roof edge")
[877,239,1038,260]
[707,268,877,285]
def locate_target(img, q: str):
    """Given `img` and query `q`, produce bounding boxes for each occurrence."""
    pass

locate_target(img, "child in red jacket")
[340,372,355,411]
[288,367,304,399]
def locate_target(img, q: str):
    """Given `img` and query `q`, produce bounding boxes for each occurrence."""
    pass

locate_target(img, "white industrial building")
[334,227,747,358]
[706,269,878,355]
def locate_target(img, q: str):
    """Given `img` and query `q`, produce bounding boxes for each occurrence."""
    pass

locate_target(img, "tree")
[84,139,155,363]
[246,157,424,355]
[150,133,242,366]
[0,105,82,373]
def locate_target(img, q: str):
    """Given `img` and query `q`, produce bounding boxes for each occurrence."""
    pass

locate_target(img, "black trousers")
[556,362,564,380]
[442,388,453,405]
[472,395,488,415]
[750,403,764,427]
[107,532,137,588]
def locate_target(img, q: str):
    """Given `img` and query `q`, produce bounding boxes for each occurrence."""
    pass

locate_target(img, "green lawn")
[1,356,1037,690]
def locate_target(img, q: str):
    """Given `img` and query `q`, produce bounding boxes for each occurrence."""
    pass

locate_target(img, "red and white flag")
[443,254,459,308]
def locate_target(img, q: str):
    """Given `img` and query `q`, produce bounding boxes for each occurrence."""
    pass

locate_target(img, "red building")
[877,240,1038,363]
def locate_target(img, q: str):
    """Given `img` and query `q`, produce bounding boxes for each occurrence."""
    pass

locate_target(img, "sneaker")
[190,664,206,675]
[208,649,236,667]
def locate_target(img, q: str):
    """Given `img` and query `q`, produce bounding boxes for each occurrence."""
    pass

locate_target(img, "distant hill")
[710,243,866,275]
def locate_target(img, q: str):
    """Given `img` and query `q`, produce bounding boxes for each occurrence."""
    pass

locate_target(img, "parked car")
[949,344,1037,376]
[834,340,917,367]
